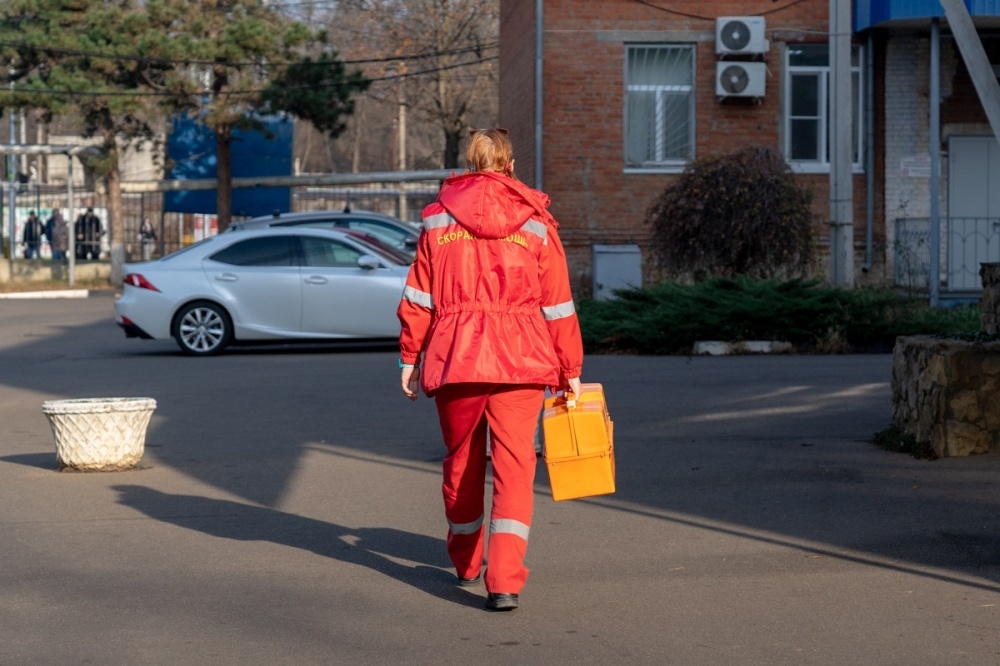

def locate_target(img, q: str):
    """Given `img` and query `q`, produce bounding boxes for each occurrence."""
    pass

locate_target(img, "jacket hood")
[437,171,554,239]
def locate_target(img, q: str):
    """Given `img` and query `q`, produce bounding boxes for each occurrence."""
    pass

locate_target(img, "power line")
[270,1,344,7]
[0,38,498,69]
[0,55,497,99]
[200,0,343,13]
[630,0,812,20]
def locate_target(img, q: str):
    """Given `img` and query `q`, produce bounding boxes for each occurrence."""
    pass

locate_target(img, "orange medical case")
[542,383,615,501]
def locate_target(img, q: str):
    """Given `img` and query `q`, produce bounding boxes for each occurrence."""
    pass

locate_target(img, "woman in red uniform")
[398,128,583,611]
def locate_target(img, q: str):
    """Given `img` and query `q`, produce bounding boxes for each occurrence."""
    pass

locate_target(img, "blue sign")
[164,114,292,217]
[856,0,1000,31]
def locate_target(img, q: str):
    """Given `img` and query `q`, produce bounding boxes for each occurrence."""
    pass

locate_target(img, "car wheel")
[173,301,232,356]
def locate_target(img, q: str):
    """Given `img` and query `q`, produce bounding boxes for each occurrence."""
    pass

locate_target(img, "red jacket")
[398,171,583,396]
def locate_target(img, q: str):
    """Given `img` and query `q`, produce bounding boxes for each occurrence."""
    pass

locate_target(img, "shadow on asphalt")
[582,496,1000,594]
[3,299,1000,595]
[1,453,61,470]
[110,485,482,608]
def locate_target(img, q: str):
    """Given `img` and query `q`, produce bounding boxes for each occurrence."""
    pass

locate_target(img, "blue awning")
[855,0,1000,31]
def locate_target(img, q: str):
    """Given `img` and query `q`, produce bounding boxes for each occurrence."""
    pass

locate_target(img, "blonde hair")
[466,128,515,178]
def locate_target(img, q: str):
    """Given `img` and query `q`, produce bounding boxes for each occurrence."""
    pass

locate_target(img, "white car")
[115,227,410,355]
[227,209,421,259]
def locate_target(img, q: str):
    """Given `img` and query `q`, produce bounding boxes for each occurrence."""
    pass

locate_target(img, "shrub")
[646,146,815,279]
[578,278,980,355]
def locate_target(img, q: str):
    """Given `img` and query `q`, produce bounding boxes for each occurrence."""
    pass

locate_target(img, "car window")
[336,219,415,247]
[299,236,366,267]
[273,219,337,229]
[348,234,411,264]
[160,236,218,260]
[209,236,296,266]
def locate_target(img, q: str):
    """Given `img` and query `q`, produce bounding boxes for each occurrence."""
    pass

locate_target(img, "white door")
[204,235,303,336]
[948,136,1000,290]
[298,236,404,338]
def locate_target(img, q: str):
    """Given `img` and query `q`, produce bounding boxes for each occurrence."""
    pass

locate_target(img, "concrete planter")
[41,397,156,471]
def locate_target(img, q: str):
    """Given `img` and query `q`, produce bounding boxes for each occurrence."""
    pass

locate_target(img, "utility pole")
[398,84,407,220]
[929,19,941,306]
[8,72,15,277]
[828,0,854,287]
[18,108,26,175]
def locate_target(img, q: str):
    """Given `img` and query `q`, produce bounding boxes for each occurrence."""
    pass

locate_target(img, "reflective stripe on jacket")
[397,171,583,395]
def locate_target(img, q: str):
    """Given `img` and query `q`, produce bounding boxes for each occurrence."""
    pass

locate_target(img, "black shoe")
[485,593,519,611]
[458,574,481,587]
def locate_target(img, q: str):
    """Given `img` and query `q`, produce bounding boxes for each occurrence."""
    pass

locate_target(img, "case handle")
[562,391,580,455]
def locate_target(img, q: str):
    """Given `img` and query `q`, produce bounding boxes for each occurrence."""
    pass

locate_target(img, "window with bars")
[785,44,863,169]
[625,45,695,169]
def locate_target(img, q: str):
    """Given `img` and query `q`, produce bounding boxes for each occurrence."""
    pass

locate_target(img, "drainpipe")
[8,76,15,279]
[930,18,941,307]
[828,0,855,287]
[67,153,74,287]
[535,0,543,191]
[863,32,875,273]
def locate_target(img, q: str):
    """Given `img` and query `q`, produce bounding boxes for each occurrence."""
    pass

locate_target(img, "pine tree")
[0,0,177,286]
[0,0,369,290]
[153,0,368,230]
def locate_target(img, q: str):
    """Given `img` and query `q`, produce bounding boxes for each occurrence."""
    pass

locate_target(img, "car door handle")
[304,276,328,285]
[215,273,238,282]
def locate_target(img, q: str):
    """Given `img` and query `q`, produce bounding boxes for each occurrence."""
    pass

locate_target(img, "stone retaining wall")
[892,335,1000,457]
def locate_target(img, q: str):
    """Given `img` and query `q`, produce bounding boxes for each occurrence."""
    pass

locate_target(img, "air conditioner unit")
[716,16,769,55]
[716,61,766,98]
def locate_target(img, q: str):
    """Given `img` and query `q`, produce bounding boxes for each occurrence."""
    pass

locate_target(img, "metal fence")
[0,178,444,262]
[894,216,1000,295]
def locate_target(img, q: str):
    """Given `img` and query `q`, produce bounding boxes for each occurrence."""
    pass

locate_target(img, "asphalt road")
[0,294,998,664]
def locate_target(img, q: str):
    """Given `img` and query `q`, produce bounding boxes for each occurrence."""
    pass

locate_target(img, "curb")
[693,340,794,356]
[0,289,91,300]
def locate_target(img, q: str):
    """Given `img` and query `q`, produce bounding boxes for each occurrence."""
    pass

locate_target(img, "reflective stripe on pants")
[434,382,544,593]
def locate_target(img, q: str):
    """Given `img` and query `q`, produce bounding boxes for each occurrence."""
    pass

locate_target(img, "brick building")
[499,0,1000,300]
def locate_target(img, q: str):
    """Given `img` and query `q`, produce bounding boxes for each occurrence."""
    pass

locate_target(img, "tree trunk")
[300,123,312,174]
[104,133,125,288]
[351,99,364,173]
[443,127,461,170]
[216,125,233,231]
[37,117,47,183]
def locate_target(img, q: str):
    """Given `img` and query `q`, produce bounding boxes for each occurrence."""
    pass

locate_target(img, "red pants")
[434,383,544,594]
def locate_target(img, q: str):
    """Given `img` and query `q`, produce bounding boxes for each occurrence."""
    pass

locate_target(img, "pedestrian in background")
[45,209,68,261]
[139,215,157,261]
[398,128,583,612]
[22,210,43,259]
[74,207,102,260]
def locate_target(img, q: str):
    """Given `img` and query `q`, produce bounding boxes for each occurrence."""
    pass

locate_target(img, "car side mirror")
[357,255,381,270]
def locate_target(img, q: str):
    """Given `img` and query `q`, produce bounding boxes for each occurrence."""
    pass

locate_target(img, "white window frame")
[783,43,865,174]
[624,44,696,174]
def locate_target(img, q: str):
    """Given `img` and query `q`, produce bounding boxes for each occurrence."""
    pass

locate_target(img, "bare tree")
[319,0,499,171]
[381,0,498,168]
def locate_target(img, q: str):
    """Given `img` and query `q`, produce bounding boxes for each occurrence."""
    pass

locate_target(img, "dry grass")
[870,426,937,460]
[0,278,112,293]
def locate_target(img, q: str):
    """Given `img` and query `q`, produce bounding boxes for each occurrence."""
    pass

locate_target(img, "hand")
[567,376,582,399]
[401,366,420,401]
